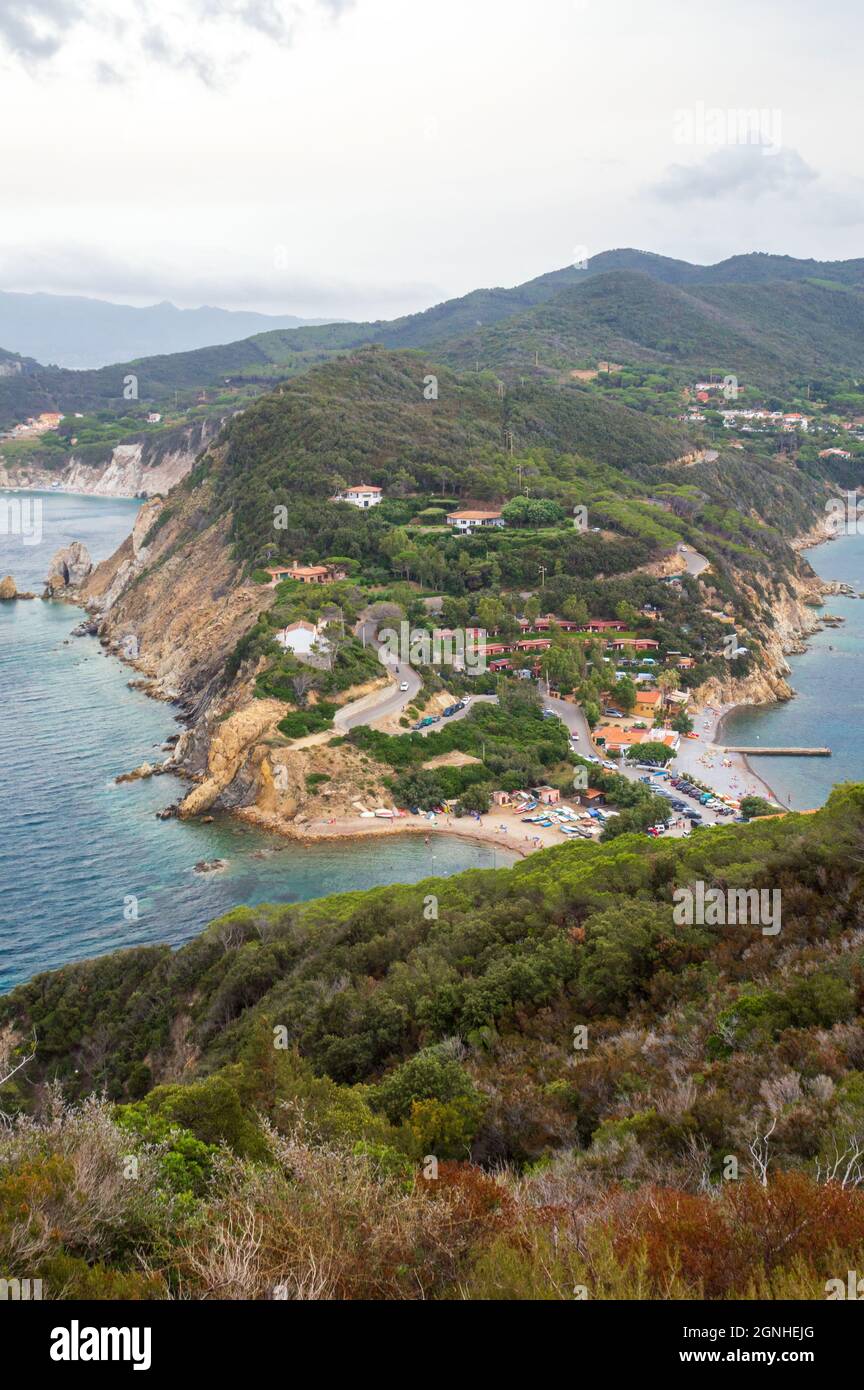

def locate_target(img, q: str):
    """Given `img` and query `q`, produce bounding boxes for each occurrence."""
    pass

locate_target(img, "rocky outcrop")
[45,541,93,590]
[178,700,286,818]
[0,575,17,600]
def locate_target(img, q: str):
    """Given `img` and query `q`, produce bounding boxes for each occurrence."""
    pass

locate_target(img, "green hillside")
[2,788,864,1299]
[5,249,864,428]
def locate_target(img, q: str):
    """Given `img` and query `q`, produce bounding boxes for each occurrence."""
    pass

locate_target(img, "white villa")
[446,509,505,534]
[275,621,330,658]
[331,484,383,510]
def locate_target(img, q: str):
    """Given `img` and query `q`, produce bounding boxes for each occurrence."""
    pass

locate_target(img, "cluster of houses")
[482,620,661,674]
[5,411,64,439]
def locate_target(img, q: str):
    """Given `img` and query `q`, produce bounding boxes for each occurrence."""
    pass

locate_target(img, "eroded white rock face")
[47,540,93,587]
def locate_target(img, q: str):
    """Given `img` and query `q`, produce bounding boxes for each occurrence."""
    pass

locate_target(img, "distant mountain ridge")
[2,248,864,427]
[0,290,335,369]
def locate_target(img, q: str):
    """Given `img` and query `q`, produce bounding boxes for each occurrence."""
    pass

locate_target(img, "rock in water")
[0,575,17,600]
[46,541,93,589]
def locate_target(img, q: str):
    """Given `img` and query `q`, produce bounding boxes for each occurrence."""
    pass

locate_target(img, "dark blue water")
[721,529,864,809]
[0,492,514,992]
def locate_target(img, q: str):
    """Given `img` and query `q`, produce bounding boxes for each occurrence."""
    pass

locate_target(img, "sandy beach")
[236,802,569,859]
[675,703,782,805]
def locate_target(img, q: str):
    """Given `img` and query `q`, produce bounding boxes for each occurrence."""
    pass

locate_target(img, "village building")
[446,509,505,533]
[579,787,606,807]
[331,485,383,509]
[537,786,561,805]
[634,689,662,719]
[265,562,348,587]
[274,621,330,657]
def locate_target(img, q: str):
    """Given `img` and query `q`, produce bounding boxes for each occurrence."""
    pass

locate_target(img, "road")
[678,544,711,577]
[414,692,498,736]
[334,617,422,732]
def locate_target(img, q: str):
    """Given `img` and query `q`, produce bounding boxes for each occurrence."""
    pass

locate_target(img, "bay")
[0,492,515,992]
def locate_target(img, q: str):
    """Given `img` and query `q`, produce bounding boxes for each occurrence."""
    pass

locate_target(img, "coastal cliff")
[0,417,220,498]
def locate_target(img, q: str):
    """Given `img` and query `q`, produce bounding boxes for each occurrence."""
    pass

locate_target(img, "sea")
[721,527,864,811]
[0,491,515,993]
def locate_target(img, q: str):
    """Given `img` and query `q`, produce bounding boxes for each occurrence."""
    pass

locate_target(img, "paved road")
[678,544,711,577]
[415,692,498,736]
[334,617,422,732]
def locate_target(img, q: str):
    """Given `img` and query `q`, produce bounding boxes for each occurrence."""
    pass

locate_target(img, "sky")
[1,0,863,321]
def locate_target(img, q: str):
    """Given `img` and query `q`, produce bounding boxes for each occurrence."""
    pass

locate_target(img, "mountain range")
[2,248,864,429]
[0,290,334,370]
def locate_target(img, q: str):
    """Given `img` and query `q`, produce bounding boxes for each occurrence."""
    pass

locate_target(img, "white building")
[274,621,330,657]
[331,485,383,510]
[446,509,505,533]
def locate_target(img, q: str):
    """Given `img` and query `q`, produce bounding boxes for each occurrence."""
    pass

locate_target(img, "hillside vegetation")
[5,249,864,427]
[2,789,864,1298]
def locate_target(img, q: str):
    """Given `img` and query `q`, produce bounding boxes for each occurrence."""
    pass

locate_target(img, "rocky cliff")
[0,417,221,498]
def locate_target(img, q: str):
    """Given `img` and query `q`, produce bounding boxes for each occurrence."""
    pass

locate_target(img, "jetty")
[721,747,831,757]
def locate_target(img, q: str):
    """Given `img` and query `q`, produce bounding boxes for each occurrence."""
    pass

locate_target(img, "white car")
[399,682,410,693]
[570,732,580,742]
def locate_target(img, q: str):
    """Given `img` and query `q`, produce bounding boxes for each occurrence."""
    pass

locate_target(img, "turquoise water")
[721,529,864,810]
[0,492,515,992]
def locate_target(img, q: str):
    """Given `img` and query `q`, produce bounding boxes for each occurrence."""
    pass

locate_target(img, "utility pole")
[539,564,547,589]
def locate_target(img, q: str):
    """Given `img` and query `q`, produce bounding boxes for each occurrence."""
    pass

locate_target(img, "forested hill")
[2,789,864,1299]
[436,272,864,387]
[4,248,864,426]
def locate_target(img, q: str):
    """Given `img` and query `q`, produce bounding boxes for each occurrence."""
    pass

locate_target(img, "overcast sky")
[1,0,862,319]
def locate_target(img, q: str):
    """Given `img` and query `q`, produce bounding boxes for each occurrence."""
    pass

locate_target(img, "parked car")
[443,704,462,718]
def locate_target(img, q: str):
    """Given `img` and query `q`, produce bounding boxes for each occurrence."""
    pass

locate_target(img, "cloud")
[652,145,818,203]
[0,0,354,81]
[141,25,222,88]
[0,0,82,61]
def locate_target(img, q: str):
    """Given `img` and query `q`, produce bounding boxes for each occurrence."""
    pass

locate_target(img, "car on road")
[399,681,410,692]
[570,732,580,741]
[443,702,466,718]
[414,715,440,729]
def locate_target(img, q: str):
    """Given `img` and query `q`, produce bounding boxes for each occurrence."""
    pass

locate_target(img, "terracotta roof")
[447,510,503,521]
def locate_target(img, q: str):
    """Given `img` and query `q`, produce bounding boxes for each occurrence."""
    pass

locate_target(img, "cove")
[0,492,516,992]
